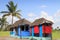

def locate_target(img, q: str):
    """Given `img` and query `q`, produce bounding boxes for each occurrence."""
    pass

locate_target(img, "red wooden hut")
[31,18,53,37]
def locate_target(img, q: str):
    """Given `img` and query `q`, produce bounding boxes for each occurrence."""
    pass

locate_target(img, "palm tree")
[4,24,12,31]
[0,1,21,38]
[0,17,8,31]
[0,1,21,26]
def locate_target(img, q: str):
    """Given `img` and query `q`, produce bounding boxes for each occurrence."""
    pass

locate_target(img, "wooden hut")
[10,19,31,37]
[30,18,53,37]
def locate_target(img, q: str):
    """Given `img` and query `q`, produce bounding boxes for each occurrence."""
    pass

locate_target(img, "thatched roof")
[32,18,53,26]
[13,19,31,27]
[11,18,53,27]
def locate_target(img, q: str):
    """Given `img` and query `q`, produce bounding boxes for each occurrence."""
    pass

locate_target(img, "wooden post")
[32,27,34,37]
[39,25,43,37]
[18,26,20,35]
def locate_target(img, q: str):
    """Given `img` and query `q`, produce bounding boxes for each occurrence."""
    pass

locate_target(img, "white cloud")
[40,11,48,17]
[54,10,60,17]
[40,5,47,8]
[35,16,40,19]
[40,11,54,22]
[28,13,36,17]
[6,15,19,24]
[53,10,60,29]
[54,18,60,23]
[54,10,60,23]
[26,18,34,22]
[26,13,37,22]
[0,14,4,18]
[0,14,20,24]
[27,11,54,23]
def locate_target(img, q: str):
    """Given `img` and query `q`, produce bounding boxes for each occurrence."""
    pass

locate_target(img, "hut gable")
[13,19,31,27]
[32,18,53,25]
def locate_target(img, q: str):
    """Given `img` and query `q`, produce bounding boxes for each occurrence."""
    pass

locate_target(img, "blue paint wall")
[21,31,30,37]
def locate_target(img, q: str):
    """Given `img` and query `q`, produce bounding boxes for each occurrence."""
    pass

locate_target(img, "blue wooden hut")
[10,19,31,38]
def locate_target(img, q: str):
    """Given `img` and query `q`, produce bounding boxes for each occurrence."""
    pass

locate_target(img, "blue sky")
[0,0,60,29]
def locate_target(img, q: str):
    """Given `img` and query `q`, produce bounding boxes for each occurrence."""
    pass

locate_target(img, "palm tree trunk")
[4,23,7,31]
[0,24,3,31]
[12,15,13,26]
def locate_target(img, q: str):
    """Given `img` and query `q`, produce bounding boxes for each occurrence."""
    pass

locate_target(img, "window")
[20,24,29,31]
[21,25,24,31]
[25,26,29,31]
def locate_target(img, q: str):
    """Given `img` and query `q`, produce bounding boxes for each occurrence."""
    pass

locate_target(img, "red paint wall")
[42,25,52,33]
[34,25,39,33]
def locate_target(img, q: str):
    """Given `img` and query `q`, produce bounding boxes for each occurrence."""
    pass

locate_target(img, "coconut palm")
[0,17,8,31]
[4,24,12,31]
[0,1,21,26]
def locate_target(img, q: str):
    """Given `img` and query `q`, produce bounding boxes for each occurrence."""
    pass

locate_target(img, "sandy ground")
[0,36,29,40]
[0,36,60,40]
[52,38,60,40]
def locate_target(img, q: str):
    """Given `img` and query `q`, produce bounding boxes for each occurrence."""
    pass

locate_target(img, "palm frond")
[0,11,9,13]
[9,1,14,7]
[3,13,10,17]
[15,14,21,19]
[16,10,21,12]
[16,12,21,16]
[6,5,12,12]
[15,10,21,16]
[8,1,15,12]
[14,4,17,11]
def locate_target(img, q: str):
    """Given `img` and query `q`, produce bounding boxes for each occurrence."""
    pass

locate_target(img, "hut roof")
[32,18,53,26]
[13,19,31,27]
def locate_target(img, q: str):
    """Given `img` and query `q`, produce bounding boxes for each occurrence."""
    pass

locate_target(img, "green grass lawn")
[0,30,60,39]
[0,31,10,37]
[52,30,60,39]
